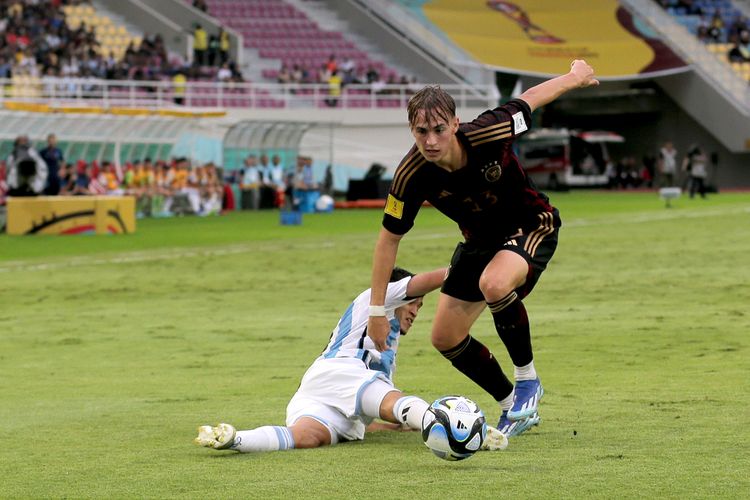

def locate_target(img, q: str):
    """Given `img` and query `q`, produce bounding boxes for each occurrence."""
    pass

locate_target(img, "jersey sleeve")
[381,147,427,235]
[384,276,412,312]
[469,98,532,141]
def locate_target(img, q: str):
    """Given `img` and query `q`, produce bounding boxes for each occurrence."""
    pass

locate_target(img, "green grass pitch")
[1,191,749,498]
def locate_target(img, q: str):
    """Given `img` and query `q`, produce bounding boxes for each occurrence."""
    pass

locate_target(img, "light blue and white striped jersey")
[318,277,414,380]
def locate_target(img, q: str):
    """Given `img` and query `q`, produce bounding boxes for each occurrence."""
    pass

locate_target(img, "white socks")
[499,393,514,413]
[393,396,429,431]
[231,426,294,453]
[514,360,537,381]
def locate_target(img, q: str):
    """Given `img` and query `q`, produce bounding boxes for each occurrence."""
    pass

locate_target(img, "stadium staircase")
[620,0,750,152]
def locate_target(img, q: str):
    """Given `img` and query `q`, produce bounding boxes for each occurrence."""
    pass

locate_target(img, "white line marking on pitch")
[1,205,747,273]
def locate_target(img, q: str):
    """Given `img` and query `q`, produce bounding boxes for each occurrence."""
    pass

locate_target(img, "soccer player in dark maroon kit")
[367,60,599,437]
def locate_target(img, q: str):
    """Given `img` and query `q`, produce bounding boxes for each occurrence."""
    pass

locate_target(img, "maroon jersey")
[382,98,559,245]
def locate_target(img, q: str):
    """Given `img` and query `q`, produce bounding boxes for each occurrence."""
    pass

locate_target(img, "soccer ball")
[421,395,487,461]
[315,194,334,212]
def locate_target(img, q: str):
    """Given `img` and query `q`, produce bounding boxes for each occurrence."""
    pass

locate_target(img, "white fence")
[0,77,498,110]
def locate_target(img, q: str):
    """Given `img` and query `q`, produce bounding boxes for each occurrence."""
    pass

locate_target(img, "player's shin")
[488,292,534,369]
[439,335,514,401]
[232,426,295,453]
[393,396,429,430]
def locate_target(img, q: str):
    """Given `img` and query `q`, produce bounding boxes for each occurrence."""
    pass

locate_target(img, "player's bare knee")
[431,328,464,351]
[290,419,331,448]
[293,432,327,449]
[478,274,515,302]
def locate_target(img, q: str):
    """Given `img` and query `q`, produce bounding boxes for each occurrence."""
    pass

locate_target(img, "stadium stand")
[656,0,750,81]
[2,0,749,206]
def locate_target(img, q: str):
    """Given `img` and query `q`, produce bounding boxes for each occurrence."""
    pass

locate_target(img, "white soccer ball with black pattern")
[421,395,487,461]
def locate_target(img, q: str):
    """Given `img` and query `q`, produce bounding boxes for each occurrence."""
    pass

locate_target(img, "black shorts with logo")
[441,210,560,302]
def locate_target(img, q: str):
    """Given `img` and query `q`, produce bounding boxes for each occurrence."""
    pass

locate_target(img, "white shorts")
[286,357,396,443]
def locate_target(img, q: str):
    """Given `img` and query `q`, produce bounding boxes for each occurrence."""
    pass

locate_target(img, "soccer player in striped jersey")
[367,60,599,437]
[195,267,509,453]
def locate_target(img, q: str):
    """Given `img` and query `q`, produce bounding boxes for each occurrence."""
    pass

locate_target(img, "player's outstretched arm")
[406,268,447,298]
[368,227,403,352]
[518,59,599,113]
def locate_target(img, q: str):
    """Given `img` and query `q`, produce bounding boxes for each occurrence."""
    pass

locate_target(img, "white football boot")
[194,423,236,450]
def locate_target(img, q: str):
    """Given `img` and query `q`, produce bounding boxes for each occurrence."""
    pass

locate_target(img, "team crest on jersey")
[482,161,503,182]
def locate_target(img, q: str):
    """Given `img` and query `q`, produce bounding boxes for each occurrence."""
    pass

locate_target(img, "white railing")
[0,77,498,110]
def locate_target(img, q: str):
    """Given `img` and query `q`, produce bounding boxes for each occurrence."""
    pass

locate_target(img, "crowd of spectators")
[275,53,420,107]
[0,0,243,89]
[656,0,750,64]
[0,134,226,217]
[0,132,328,216]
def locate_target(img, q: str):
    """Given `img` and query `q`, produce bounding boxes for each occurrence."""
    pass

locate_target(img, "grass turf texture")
[1,191,749,499]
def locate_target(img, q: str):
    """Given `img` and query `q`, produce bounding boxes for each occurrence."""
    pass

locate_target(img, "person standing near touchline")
[367,60,599,437]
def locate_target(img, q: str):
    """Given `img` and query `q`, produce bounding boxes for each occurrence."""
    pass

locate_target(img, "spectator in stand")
[277,64,292,84]
[198,162,223,215]
[228,60,244,83]
[325,54,338,75]
[39,133,64,196]
[6,135,48,197]
[173,69,187,105]
[71,160,90,196]
[677,0,702,16]
[298,156,317,191]
[696,17,711,43]
[217,62,232,82]
[339,56,357,86]
[265,154,286,207]
[728,30,750,63]
[326,70,342,107]
[727,14,749,44]
[58,162,75,195]
[218,27,230,66]
[240,154,262,210]
[708,10,725,42]
[153,161,174,216]
[207,34,220,67]
[193,23,208,67]
[291,64,305,84]
[0,56,11,79]
[366,65,380,84]
[193,0,208,13]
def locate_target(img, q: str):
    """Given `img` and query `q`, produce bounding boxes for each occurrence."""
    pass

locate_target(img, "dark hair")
[389,266,414,283]
[407,85,456,128]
